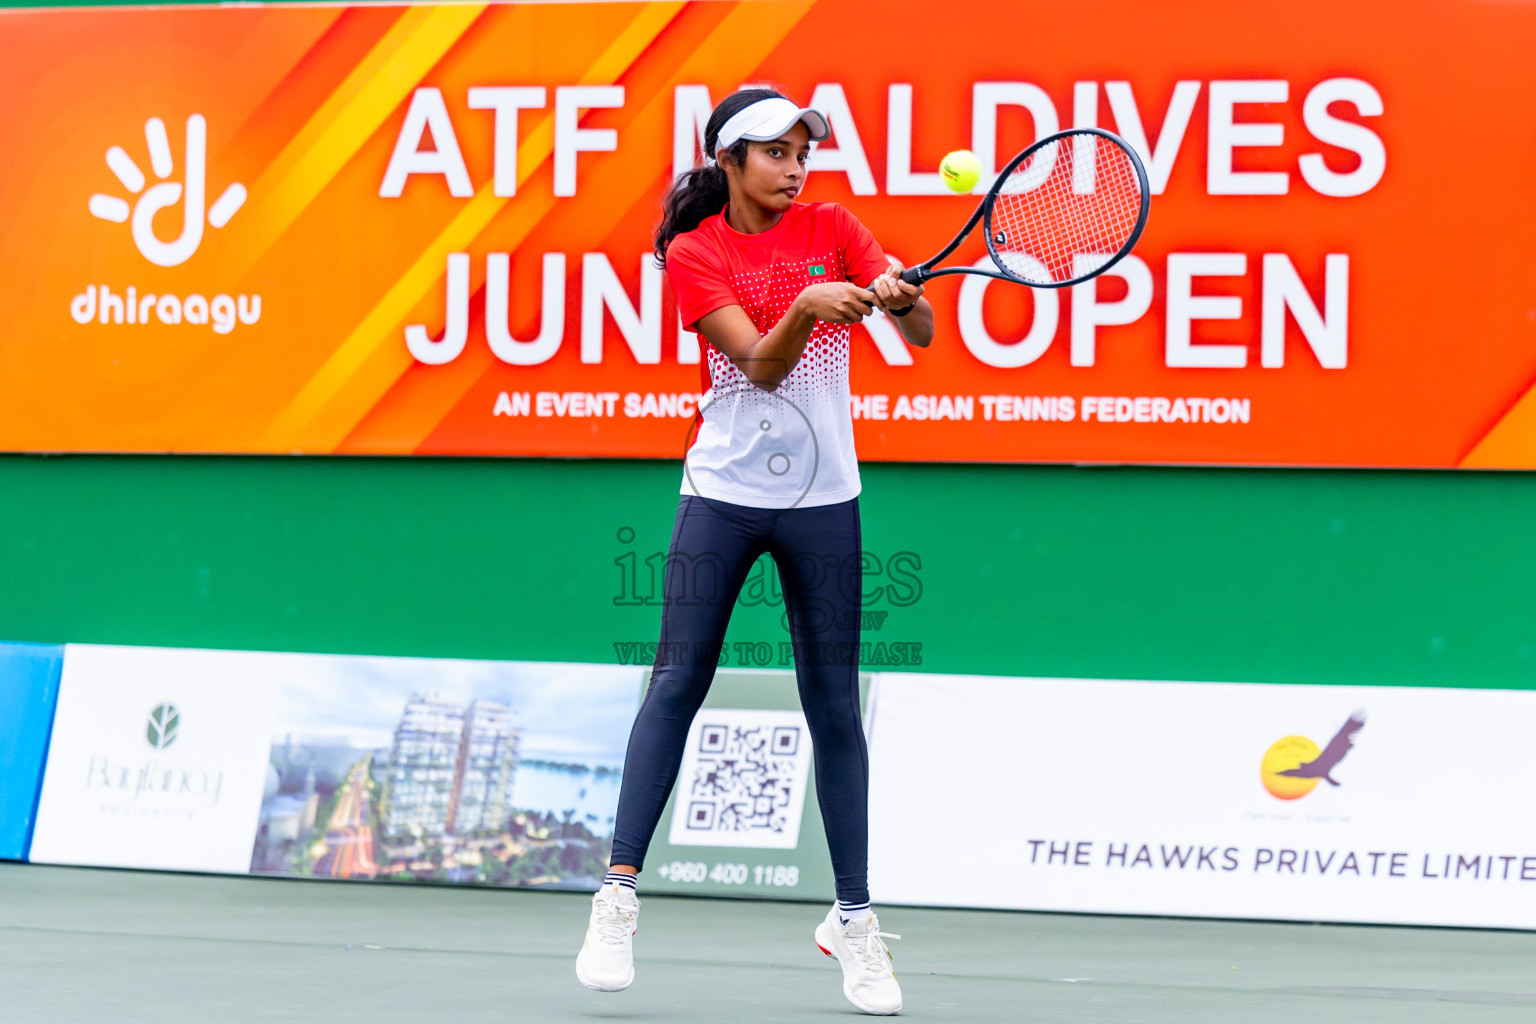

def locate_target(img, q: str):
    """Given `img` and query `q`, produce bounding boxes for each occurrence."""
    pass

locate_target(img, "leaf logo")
[87,114,246,267]
[146,703,181,750]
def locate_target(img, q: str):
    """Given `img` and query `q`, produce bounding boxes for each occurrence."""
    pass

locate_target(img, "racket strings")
[988,134,1144,286]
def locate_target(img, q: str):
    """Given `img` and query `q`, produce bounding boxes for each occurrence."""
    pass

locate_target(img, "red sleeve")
[666,232,738,332]
[832,203,891,287]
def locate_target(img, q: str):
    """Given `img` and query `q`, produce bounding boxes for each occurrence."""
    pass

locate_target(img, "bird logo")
[1259,711,1366,800]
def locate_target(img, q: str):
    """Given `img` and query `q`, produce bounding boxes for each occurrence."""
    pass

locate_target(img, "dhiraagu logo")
[1260,710,1366,800]
[87,114,245,267]
[74,113,261,335]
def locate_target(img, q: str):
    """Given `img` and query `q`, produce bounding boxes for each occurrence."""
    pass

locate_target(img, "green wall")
[1,454,1530,690]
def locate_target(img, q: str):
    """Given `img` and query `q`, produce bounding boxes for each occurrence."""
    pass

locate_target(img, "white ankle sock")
[604,871,637,893]
[837,899,871,925]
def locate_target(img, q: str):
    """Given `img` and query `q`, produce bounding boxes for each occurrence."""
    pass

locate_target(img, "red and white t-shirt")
[666,202,889,509]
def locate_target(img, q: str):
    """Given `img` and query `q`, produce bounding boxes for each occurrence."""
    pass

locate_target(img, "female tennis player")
[573,88,932,1015]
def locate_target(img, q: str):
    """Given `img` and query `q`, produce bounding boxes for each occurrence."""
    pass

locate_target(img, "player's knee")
[802,705,864,744]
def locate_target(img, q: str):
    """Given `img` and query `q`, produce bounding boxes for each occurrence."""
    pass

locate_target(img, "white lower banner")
[866,674,1536,928]
[28,642,641,888]
[30,644,279,873]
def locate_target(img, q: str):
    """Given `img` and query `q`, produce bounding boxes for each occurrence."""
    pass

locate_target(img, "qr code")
[668,708,813,850]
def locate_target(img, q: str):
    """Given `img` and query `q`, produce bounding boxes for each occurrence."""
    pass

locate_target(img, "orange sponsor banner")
[3,0,1536,467]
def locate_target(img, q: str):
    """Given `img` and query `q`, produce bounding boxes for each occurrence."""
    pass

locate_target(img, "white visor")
[714,97,830,156]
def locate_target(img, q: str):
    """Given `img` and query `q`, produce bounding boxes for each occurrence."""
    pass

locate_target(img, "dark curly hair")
[653,88,786,265]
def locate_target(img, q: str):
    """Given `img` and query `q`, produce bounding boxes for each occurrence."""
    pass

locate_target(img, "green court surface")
[2,865,1534,1023]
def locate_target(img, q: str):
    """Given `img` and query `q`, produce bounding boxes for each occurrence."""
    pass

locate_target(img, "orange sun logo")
[1259,711,1366,800]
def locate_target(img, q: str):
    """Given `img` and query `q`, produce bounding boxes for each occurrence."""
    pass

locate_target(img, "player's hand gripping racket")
[896,128,1150,290]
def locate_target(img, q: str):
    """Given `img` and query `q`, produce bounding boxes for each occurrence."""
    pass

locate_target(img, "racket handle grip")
[860,266,927,311]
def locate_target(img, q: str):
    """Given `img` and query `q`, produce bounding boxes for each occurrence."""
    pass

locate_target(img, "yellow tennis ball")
[940,149,983,193]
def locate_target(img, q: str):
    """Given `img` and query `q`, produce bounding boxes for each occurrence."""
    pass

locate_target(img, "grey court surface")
[2,864,1535,1023]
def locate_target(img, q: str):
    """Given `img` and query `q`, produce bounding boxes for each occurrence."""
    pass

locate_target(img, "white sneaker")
[814,905,903,1015]
[575,884,639,992]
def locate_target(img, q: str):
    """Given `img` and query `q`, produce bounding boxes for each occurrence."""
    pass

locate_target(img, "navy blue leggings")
[610,494,868,905]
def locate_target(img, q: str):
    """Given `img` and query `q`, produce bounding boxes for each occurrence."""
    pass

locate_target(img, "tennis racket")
[895,127,1149,290]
